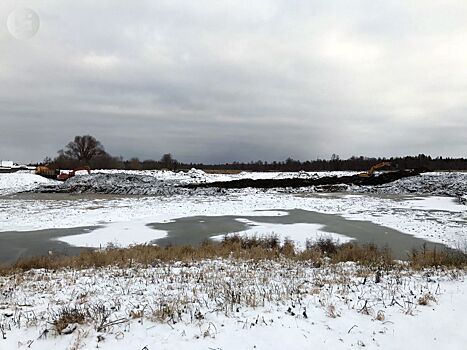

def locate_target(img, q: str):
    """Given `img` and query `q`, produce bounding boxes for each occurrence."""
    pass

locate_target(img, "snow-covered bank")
[2,170,465,199]
[30,170,360,195]
[353,172,467,199]
[93,169,358,183]
[0,172,53,195]
[0,260,465,350]
[25,170,466,200]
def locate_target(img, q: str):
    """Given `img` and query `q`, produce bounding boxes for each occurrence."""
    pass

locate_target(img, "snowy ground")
[0,170,465,250]
[0,171,466,349]
[0,172,52,196]
[0,260,465,350]
[353,172,467,198]
[93,168,359,183]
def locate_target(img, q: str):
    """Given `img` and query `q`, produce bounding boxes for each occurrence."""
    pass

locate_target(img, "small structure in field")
[1,160,14,168]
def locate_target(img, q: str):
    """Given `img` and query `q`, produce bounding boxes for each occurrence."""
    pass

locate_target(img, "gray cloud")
[1,0,466,163]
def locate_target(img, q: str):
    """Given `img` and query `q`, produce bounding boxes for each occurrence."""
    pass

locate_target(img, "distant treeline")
[182,154,467,172]
[41,135,466,171]
[47,153,467,172]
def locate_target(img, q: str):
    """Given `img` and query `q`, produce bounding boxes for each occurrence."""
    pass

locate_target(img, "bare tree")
[62,135,106,165]
[128,157,142,170]
[160,153,178,170]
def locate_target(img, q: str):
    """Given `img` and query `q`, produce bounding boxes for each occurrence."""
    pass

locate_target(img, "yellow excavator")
[36,165,91,181]
[358,162,391,178]
[35,166,59,179]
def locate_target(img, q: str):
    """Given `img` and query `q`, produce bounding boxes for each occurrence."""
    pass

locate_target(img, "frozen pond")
[0,171,465,264]
[0,227,97,264]
[0,209,452,263]
[148,209,449,260]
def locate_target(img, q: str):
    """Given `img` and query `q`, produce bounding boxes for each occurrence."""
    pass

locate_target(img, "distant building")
[1,160,14,168]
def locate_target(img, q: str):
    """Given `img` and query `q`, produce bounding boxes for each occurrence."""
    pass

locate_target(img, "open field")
[0,169,466,349]
[0,247,466,350]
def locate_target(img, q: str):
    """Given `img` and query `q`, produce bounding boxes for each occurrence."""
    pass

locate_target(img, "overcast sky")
[1,0,466,163]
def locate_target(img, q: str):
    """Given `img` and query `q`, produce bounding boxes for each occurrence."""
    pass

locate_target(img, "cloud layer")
[1,0,466,163]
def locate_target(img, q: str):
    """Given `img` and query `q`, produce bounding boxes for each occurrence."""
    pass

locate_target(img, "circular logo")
[7,8,40,40]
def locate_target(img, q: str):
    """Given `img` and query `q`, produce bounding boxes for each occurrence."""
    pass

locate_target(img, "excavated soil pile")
[184,169,424,190]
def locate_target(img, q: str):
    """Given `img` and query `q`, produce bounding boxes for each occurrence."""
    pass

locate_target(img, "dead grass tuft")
[53,307,86,334]
[418,293,437,306]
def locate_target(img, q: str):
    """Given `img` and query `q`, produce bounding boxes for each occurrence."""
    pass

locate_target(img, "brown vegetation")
[53,307,86,334]
[1,237,465,276]
[409,244,467,269]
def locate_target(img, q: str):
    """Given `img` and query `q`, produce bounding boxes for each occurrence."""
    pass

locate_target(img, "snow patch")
[399,196,467,212]
[212,219,352,249]
[56,220,167,248]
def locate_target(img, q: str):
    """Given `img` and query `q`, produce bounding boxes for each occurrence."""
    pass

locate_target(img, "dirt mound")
[352,172,467,199]
[31,170,466,201]
[183,170,423,189]
[32,172,230,196]
[35,173,180,195]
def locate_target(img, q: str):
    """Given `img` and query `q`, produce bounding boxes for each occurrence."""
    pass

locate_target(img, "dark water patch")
[0,227,99,264]
[148,217,249,247]
[148,209,450,260]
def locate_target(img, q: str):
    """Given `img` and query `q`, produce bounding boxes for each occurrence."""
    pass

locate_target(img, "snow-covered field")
[0,170,466,349]
[0,172,52,196]
[0,260,465,350]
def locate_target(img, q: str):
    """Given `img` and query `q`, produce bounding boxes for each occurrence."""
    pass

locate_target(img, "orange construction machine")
[358,162,391,178]
[36,166,91,181]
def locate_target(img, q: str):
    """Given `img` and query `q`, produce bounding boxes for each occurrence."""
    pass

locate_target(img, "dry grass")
[53,307,86,334]
[0,236,465,275]
[1,236,285,274]
[330,243,393,267]
[409,244,467,269]
[418,292,437,306]
[0,250,461,345]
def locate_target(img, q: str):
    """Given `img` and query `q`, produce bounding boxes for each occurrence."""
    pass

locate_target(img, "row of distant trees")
[42,135,467,171]
[43,135,178,170]
[186,154,467,171]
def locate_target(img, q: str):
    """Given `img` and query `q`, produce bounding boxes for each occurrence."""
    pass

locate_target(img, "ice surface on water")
[1,171,465,250]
